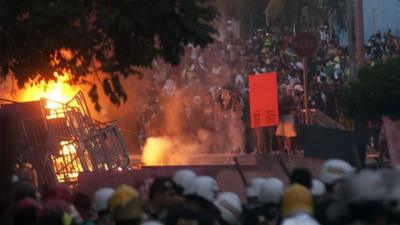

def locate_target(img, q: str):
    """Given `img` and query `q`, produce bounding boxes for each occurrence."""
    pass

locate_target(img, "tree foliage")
[0,0,219,108]
[266,0,347,32]
[343,58,400,121]
[324,0,347,31]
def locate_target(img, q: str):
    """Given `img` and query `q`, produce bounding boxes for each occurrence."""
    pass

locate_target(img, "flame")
[142,137,174,166]
[52,141,84,183]
[142,137,203,166]
[18,72,79,111]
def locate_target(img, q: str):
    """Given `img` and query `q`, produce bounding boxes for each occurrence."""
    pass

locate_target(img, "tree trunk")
[346,0,357,81]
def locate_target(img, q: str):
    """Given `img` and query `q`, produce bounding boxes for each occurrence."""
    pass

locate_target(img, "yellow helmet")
[282,184,313,217]
[109,185,139,211]
[109,185,143,221]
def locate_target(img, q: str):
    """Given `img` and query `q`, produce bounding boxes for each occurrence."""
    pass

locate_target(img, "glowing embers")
[51,141,87,184]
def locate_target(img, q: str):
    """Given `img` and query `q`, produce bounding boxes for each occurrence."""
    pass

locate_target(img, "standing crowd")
[139,22,400,155]
[11,159,400,225]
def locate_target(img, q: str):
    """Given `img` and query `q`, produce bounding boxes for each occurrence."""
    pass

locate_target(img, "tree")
[0,0,219,109]
[343,58,400,122]
[266,0,347,33]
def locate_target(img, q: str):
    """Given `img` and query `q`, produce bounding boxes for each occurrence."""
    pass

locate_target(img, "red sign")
[291,32,318,58]
[249,72,279,128]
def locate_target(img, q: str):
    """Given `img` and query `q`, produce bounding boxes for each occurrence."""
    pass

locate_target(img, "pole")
[303,57,309,125]
[233,157,248,187]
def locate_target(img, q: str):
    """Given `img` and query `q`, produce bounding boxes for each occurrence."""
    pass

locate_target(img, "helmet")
[140,220,164,225]
[94,187,115,212]
[109,185,143,221]
[320,159,354,185]
[246,177,267,198]
[109,185,139,211]
[259,177,284,204]
[245,187,257,198]
[281,213,320,225]
[12,174,19,183]
[311,179,326,197]
[214,192,242,225]
[348,169,386,203]
[173,169,196,190]
[282,184,313,217]
[185,176,219,201]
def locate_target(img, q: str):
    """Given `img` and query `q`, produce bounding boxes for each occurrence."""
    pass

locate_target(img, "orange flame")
[52,141,84,183]
[142,137,175,165]
[18,72,79,109]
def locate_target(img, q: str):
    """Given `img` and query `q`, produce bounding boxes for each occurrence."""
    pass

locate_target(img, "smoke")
[141,58,246,165]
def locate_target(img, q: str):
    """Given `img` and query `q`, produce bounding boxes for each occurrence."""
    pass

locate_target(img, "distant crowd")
[138,23,400,155]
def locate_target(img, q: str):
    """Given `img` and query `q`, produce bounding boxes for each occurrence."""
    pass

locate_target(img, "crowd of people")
[11,158,400,225]
[8,21,400,225]
[138,22,400,155]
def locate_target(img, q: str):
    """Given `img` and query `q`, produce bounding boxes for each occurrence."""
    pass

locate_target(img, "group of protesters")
[11,158,400,225]
[138,20,400,155]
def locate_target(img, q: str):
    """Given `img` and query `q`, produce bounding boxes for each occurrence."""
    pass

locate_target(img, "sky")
[363,0,400,38]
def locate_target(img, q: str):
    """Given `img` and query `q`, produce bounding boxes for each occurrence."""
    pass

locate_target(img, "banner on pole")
[382,116,400,165]
[248,72,279,128]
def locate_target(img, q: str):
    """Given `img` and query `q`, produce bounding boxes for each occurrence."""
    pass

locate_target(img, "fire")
[142,137,174,166]
[18,71,79,110]
[17,71,84,183]
[142,136,203,166]
[51,141,84,183]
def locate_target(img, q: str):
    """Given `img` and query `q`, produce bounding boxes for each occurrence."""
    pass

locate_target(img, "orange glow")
[52,141,83,183]
[18,72,79,116]
[142,137,203,166]
[142,137,174,166]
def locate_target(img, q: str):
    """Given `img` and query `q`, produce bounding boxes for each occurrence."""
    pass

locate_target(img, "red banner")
[249,72,279,128]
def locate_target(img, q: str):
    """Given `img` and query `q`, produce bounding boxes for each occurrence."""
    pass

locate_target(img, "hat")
[320,159,354,185]
[282,184,313,217]
[112,197,144,221]
[109,185,140,211]
[110,185,143,221]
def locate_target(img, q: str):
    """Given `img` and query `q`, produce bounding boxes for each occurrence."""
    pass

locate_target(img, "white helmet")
[320,159,354,185]
[140,220,164,225]
[11,175,19,183]
[259,177,284,204]
[246,177,267,198]
[185,176,219,202]
[94,187,115,212]
[348,169,386,203]
[311,179,326,197]
[214,192,242,225]
[173,169,196,191]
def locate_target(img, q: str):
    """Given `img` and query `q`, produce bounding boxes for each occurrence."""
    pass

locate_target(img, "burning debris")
[0,91,129,186]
